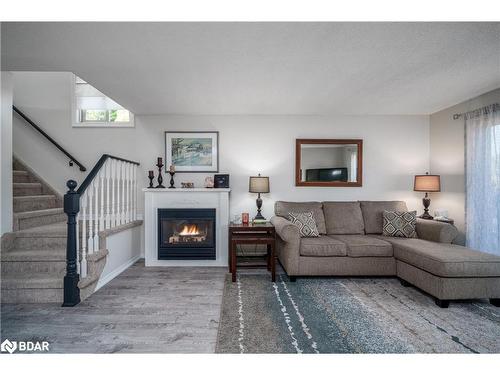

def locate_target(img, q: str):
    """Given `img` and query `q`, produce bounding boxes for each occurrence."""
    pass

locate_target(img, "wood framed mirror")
[295,139,363,187]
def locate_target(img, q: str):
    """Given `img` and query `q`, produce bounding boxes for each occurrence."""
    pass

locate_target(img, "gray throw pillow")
[382,210,417,238]
[288,211,320,238]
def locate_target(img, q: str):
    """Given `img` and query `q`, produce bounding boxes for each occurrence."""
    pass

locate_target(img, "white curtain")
[465,103,500,255]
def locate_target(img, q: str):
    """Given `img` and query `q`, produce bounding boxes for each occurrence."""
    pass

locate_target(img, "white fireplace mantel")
[143,188,230,266]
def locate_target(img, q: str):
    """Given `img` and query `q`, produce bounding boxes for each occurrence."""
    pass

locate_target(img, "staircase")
[12,158,66,231]
[1,158,106,303]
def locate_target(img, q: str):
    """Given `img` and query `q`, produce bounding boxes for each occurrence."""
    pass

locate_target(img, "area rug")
[216,272,500,353]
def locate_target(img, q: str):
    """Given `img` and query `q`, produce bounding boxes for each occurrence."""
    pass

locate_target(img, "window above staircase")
[72,75,134,128]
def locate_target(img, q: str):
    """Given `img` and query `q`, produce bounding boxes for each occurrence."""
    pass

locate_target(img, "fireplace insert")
[158,208,216,260]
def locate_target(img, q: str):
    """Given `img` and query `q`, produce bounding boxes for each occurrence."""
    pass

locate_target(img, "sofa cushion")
[288,212,319,237]
[382,210,417,238]
[330,235,393,257]
[360,201,408,234]
[370,235,500,277]
[275,201,326,234]
[323,201,365,234]
[300,236,347,257]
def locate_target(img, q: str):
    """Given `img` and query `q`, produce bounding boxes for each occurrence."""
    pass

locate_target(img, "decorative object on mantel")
[414,172,440,220]
[181,182,195,188]
[249,174,270,221]
[204,176,214,188]
[156,157,165,188]
[214,174,230,188]
[168,164,176,189]
[165,131,219,172]
[242,213,249,225]
[148,170,154,188]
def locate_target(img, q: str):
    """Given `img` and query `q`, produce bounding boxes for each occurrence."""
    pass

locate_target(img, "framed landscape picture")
[165,131,219,172]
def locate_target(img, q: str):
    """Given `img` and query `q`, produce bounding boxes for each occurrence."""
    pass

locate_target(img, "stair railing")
[13,105,87,172]
[63,154,140,306]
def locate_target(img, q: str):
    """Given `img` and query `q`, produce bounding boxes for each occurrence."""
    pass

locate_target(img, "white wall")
[1,71,13,235]
[430,88,500,241]
[95,225,142,291]
[12,72,430,225]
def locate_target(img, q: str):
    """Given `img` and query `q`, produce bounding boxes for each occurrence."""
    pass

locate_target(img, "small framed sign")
[214,174,230,188]
[165,131,219,173]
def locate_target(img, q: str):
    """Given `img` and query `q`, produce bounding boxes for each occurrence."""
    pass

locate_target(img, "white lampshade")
[414,174,441,192]
[249,175,270,193]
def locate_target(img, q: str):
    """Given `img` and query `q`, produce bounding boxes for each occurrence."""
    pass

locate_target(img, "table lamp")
[249,174,270,221]
[414,172,441,219]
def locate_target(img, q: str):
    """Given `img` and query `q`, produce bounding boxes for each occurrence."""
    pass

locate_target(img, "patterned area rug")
[216,272,500,353]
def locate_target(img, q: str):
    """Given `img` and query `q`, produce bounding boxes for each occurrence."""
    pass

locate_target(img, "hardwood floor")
[0,260,226,353]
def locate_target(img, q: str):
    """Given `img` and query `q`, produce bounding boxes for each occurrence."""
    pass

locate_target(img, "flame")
[179,224,200,236]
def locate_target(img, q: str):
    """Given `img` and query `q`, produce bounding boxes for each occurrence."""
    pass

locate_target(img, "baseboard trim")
[95,255,141,291]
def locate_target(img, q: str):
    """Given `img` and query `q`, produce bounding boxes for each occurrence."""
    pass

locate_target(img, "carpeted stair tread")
[1,248,66,261]
[13,195,59,212]
[13,182,44,196]
[15,222,67,237]
[13,209,66,232]
[13,207,64,219]
[1,276,63,289]
[13,170,31,183]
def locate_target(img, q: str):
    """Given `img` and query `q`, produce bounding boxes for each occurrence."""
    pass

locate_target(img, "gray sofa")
[270,201,500,308]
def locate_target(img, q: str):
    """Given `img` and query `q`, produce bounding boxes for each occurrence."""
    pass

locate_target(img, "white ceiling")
[2,22,500,115]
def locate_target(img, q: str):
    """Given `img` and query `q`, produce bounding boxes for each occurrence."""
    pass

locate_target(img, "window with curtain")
[465,103,500,255]
[73,75,134,127]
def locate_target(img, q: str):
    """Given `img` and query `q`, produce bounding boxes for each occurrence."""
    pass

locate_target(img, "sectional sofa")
[270,201,500,308]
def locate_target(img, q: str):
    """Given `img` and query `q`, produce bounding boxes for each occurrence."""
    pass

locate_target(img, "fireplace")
[158,208,216,260]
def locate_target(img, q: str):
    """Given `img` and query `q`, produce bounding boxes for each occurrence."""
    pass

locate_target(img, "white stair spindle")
[105,159,111,229]
[124,162,128,223]
[126,163,131,223]
[133,165,137,220]
[111,159,117,227]
[76,211,80,274]
[99,168,105,232]
[87,182,94,253]
[81,192,88,278]
[116,160,121,226]
[94,178,99,250]
[121,161,125,225]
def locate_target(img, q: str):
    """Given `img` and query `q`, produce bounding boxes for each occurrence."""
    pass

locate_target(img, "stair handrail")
[13,105,87,172]
[63,154,140,307]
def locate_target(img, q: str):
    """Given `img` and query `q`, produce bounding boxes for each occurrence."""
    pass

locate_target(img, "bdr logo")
[1,339,50,353]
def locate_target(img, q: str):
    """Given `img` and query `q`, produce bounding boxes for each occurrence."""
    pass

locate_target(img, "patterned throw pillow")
[288,211,320,237]
[382,210,417,238]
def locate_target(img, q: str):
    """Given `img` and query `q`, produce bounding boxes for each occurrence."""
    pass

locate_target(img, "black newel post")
[62,180,81,307]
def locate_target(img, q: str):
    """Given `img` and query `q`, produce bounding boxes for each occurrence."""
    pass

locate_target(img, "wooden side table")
[228,222,276,282]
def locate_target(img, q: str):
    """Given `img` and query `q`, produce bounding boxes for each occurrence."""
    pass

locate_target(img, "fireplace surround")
[158,208,216,260]
[143,188,230,266]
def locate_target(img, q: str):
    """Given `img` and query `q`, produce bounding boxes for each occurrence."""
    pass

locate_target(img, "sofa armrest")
[270,216,300,244]
[416,218,458,244]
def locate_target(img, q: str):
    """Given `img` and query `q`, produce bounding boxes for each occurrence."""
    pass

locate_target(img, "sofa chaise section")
[373,235,500,307]
[271,200,500,307]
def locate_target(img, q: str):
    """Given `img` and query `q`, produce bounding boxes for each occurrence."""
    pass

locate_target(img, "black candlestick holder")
[169,172,176,189]
[156,162,165,188]
[148,174,154,188]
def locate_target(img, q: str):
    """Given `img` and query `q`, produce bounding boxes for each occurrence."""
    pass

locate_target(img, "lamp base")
[419,212,434,220]
[420,193,433,220]
[254,195,266,221]
[253,212,266,221]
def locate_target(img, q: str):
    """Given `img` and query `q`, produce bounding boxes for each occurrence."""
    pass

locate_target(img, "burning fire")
[179,224,200,236]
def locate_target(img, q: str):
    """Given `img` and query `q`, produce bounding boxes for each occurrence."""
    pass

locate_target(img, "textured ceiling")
[2,22,500,115]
